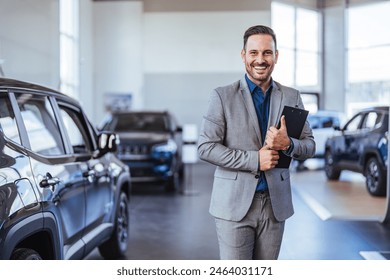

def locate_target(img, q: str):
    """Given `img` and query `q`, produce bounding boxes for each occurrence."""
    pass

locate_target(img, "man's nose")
[255,54,265,63]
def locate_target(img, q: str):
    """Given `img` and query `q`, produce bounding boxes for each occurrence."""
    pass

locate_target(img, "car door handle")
[39,172,60,188]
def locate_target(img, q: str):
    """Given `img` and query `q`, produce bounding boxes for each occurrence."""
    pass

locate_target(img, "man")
[197,25,315,260]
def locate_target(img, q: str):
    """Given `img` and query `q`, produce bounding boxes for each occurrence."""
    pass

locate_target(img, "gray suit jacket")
[198,77,315,222]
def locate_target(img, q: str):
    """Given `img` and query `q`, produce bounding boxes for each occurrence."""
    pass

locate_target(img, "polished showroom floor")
[86,160,390,260]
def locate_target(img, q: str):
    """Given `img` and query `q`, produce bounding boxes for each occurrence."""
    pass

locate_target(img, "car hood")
[116,132,170,143]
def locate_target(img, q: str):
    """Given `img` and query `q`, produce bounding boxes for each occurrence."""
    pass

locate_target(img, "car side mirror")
[96,131,118,157]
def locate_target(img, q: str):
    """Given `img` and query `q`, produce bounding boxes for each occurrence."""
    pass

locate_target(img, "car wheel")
[11,248,42,260]
[324,150,341,180]
[365,157,386,197]
[98,192,129,259]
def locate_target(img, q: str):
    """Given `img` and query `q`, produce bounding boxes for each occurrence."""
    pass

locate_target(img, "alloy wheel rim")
[367,160,379,191]
[325,153,333,175]
[117,197,129,248]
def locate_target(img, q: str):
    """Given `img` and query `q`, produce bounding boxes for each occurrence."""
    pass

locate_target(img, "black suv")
[0,78,131,259]
[100,111,183,192]
[324,106,389,196]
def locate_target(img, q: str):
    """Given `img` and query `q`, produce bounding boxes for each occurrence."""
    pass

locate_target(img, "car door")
[56,101,113,243]
[358,110,383,161]
[338,113,364,167]
[0,92,39,230]
[12,91,88,259]
[342,113,365,169]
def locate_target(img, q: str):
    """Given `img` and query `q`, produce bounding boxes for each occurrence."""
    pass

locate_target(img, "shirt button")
[255,175,260,179]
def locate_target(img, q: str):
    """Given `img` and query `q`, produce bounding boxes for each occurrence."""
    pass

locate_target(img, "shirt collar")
[245,74,274,95]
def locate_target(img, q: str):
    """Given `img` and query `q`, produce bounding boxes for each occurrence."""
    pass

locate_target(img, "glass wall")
[346,1,390,117]
[271,1,321,112]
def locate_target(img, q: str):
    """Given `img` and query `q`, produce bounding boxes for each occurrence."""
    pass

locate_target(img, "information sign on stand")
[181,124,199,195]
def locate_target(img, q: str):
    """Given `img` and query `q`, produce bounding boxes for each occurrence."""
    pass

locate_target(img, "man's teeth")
[254,66,266,70]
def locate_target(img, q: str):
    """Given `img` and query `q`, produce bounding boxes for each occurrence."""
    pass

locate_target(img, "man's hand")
[265,115,291,151]
[259,144,280,171]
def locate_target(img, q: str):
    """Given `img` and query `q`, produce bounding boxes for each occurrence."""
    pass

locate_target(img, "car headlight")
[153,139,177,153]
[378,131,388,168]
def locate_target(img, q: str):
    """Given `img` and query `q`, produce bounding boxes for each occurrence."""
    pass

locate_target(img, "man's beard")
[247,63,273,84]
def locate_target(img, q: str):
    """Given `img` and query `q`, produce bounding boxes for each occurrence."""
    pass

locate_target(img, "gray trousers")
[214,192,285,260]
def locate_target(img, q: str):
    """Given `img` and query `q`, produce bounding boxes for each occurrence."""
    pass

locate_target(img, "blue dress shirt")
[245,75,273,192]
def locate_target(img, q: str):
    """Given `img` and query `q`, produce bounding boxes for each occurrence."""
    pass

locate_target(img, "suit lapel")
[239,78,263,146]
[268,82,283,128]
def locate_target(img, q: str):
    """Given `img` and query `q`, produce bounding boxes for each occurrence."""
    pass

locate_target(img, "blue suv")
[324,106,388,196]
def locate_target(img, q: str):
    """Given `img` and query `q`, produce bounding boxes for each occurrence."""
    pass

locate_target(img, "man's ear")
[241,49,245,62]
[275,49,279,64]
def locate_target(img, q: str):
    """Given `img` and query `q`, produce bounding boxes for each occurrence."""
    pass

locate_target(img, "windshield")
[104,113,169,132]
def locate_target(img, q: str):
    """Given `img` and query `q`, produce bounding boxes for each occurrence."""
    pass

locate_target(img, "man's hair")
[243,25,277,50]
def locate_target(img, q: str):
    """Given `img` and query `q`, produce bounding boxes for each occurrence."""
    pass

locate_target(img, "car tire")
[365,157,386,197]
[11,248,42,260]
[98,192,129,259]
[324,150,341,180]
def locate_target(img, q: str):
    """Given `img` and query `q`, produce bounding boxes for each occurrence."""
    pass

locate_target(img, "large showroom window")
[271,2,321,112]
[346,1,390,116]
[60,0,79,99]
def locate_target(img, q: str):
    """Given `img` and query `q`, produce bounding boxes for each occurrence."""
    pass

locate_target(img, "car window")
[0,93,21,144]
[362,112,381,129]
[59,104,93,154]
[308,115,338,129]
[15,93,65,156]
[321,117,335,128]
[344,114,362,132]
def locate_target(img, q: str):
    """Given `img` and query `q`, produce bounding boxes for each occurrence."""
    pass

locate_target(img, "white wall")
[92,1,143,124]
[0,0,59,89]
[142,10,271,129]
[143,11,268,74]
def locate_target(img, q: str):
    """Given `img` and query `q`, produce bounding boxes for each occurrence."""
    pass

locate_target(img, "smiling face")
[241,34,278,90]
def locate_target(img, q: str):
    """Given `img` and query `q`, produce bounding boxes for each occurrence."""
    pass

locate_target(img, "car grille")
[117,140,167,160]
[116,143,150,160]
[118,144,150,155]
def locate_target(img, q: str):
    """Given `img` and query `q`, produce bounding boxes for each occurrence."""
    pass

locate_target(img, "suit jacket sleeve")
[197,89,259,173]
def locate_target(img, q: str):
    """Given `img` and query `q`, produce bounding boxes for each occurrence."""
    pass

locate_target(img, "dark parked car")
[0,77,131,259]
[100,111,183,192]
[324,106,389,196]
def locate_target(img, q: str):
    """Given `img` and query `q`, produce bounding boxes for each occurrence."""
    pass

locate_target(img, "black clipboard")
[275,106,309,168]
